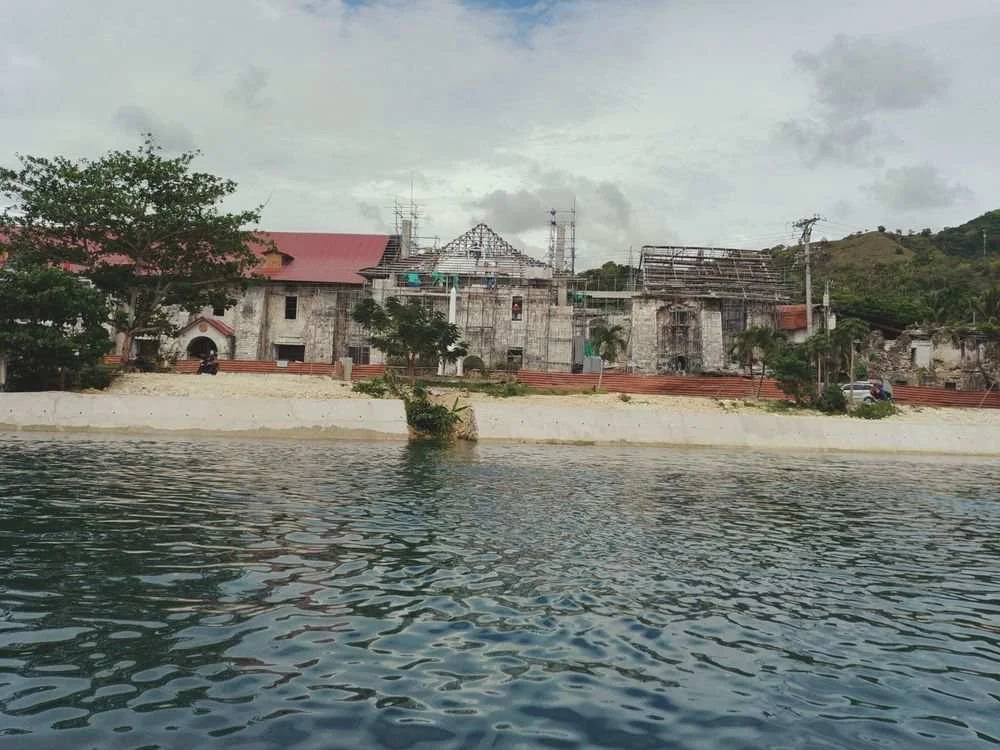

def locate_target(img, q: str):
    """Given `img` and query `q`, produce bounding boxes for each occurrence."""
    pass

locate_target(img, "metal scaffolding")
[639,245,790,302]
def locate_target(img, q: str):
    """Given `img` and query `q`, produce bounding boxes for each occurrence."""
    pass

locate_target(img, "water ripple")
[1,434,999,748]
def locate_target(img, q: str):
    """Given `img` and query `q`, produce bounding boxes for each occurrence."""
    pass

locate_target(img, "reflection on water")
[1,434,999,749]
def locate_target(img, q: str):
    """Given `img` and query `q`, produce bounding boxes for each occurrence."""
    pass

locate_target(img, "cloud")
[865,164,973,212]
[2,0,998,261]
[777,35,948,166]
[112,105,196,152]
[226,66,270,111]
[465,172,644,265]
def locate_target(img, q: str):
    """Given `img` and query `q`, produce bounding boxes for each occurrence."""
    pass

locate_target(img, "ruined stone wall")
[868,331,977,388]
[629,297,706,373]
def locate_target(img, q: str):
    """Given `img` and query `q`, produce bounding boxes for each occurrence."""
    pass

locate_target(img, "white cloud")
[1,0,999,268]
[865,164,973,213]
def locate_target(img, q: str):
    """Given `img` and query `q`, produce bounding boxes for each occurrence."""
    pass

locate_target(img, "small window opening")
[275,344,305,362]
[285,296,298,320]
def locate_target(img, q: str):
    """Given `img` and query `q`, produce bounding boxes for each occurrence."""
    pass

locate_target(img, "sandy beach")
[105,372,1000,427]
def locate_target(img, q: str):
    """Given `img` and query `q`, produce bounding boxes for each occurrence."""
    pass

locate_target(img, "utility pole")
[793,215,822,335]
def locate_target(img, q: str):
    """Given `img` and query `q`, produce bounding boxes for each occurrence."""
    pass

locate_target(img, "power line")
[793,215,823,335]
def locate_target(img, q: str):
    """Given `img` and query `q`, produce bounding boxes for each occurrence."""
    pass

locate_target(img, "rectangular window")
[275,344,305,362]
[669,310,689,349]
[347,345,371,365]
[284,296,298,320]
[506,347,524,370]
[511,296,523,321]
[910,347,917,364]
[212,305,225,317]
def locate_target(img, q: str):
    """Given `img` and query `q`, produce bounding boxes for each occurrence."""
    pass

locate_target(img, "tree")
[828,317,870,382]
[589,318,628,390]
[352,297,467,383]
[0,136,267,364]
[771,343,814,405]
[0,261,111,391]
[729,325,786,398]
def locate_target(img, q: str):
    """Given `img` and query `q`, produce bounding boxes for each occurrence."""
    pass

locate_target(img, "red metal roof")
[253,232,391,285]
[776,304,808,331]
[2,231,392,286]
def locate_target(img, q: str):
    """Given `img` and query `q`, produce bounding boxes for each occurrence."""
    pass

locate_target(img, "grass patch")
[850,401,900,420]
[764,399,801,413]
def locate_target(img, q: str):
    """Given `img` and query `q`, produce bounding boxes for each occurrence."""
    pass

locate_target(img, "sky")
[2,0,999,268]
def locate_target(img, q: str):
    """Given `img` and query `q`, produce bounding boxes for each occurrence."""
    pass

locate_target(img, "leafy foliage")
[352,297,467,382]
[770,343,814,405]
[729,325,786,398]
[0,136,266,362]
[575,261,639,291]
[402,384,467,441]
[351,378,389,398]
[588,318,628,364]
[850,400,899,420]
[815,383,848,414]
[0,262,111,391]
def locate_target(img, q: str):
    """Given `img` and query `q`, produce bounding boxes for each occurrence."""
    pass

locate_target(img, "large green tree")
[0,261,111,390]
[0,136,267,363]
[352,297,467,383]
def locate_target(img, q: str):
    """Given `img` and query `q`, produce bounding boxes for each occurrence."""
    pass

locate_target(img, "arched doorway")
[187,336,216,359]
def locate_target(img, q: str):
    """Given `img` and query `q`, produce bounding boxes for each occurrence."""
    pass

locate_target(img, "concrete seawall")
[473,403,1000,456]
[2,394,998,455]
[0,393,409,440]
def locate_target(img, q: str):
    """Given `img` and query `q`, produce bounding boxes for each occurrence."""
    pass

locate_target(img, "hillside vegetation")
[773,211,1000,332]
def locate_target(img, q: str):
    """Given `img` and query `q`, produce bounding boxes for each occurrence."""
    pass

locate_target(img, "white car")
[841,381,893,404]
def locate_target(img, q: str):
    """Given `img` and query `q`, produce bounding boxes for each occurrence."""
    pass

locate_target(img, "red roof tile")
[253,232,390,285]
[776,304,808,331]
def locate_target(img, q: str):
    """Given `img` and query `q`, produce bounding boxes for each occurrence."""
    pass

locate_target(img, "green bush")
[352,378,389,398]
[488,381,529,398]
[402,384,467,440]
[771,345,814,404]
[851,401,899,420]
[77,364,118,391]
[815,384,847,414]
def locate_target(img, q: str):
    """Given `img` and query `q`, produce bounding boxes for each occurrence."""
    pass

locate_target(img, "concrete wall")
[473,403,1000,456]
[0,393,408,439]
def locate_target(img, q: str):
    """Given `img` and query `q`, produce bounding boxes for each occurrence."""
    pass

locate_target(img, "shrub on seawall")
[850,401,899,420]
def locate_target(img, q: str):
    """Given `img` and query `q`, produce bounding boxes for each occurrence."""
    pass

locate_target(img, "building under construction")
[629,245,791,373]
[361,222,579,371]
[144,211,791,375]
[360,222,790,374]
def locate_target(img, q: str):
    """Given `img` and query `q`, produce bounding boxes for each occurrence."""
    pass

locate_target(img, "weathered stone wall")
[234,286,267,360]
[868,331,976,388]
[700,309,723,371]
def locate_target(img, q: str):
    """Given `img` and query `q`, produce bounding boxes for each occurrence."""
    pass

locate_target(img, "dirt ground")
[104,372,1000,426]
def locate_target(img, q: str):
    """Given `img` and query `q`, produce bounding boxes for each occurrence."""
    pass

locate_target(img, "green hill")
[775,213,1000,332]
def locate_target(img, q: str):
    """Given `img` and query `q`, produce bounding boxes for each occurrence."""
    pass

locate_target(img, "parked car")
[841,381,893,404]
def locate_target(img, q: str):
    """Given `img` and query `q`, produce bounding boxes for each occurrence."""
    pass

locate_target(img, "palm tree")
[828,317,870,382]
[729,326,787,398]
[589,318,628,391]
[974,287,1000,325]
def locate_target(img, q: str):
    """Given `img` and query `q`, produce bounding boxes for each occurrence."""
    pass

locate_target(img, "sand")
[104,372,1000,426]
